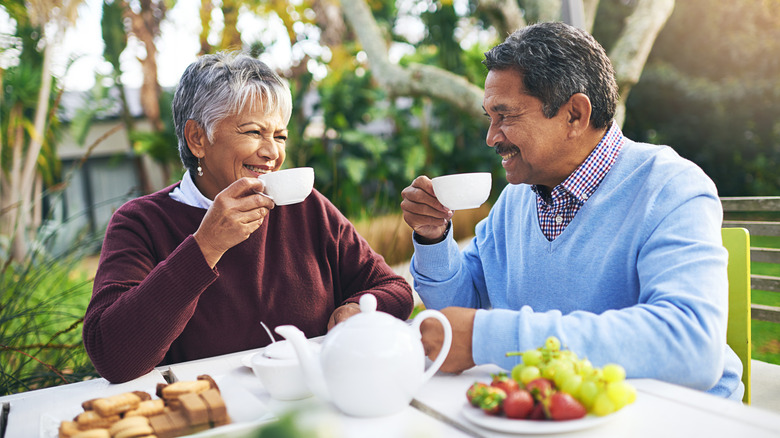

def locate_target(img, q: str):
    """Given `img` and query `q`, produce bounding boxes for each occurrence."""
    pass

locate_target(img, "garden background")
[2,0,779,396]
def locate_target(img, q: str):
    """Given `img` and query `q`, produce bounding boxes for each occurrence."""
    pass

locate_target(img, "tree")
[0,0,82,263]
[338,0,675,126]
[622,0,780,196]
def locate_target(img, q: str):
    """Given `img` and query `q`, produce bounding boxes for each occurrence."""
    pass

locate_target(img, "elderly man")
[400,22,742,400]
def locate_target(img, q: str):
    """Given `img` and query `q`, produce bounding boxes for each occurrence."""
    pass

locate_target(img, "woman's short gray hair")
[172,51,293,173]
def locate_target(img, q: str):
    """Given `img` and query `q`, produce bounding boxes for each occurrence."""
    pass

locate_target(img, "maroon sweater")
[84,184,413,383]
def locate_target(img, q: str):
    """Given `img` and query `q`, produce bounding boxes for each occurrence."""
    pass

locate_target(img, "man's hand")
[400,176,453,243]
[327,302,362,330]
[420,307,477,373]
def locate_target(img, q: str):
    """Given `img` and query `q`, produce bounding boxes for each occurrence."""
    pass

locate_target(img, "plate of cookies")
[50,374,274,438]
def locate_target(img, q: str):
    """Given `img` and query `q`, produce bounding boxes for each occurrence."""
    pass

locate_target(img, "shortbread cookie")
[124,399,165,417]
[75,411,119,430]
[58,420,80,438]
[71,429,110,438]
[108,416,150,436]
[160,380,210,400]
[92,392,142,417]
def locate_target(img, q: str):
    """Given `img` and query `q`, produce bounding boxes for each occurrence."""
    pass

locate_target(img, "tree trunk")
[609,0,676,126]
[13,39,55,261]
[199,0,214,55]
[126,1,166,133]
[339,0,674,128]
[221,0,243,50]
[339,0,485,119]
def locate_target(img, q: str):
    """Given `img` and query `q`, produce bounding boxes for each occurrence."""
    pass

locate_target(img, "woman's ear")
[565,93,592,139]
[184,120,207,158]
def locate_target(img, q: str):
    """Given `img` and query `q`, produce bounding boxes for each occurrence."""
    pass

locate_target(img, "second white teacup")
[431,172,492,210]
[257,167,314,206]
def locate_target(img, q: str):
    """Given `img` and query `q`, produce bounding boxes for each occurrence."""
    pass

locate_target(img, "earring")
[197,157,203,177]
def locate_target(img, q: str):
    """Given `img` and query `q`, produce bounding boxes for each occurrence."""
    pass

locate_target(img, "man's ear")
[184,119,207,158]
[565,93,592,138]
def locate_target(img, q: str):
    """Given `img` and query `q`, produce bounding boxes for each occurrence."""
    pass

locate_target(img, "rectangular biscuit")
[178,392,209,426]
[92,392,141,417]
[199,389,229,426]
[124,399,165,417]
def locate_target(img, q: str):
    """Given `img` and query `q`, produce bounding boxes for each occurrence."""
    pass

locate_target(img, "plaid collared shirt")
[532,122,624,241]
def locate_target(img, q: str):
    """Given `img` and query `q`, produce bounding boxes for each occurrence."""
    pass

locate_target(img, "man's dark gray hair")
[483,22,618,129]
[172,52,293,174]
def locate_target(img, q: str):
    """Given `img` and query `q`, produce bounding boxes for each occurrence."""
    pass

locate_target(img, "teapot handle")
[411,309,453,383]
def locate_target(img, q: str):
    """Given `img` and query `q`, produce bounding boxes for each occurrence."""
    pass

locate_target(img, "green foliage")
[279,2,501,220]
[0,232,99,396]
[101,0,128,69]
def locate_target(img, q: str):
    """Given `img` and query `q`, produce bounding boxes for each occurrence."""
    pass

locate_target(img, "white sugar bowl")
[250,339,320,401]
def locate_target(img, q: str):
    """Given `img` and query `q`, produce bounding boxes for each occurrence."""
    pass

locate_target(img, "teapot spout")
[274,325,330,402]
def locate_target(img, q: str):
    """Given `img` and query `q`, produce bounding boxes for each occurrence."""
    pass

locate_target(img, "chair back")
[722,227,751,404]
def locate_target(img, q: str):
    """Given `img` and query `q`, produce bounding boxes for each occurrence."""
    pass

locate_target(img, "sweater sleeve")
[83,202,218,383]
[323,200,414,320]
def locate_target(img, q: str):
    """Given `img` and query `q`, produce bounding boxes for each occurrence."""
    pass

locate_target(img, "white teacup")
[249,340,320,401]
[431,172,492,210]
[257,167,314,206]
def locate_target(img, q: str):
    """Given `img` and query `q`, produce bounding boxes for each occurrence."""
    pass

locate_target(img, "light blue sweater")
[411,139,743,400]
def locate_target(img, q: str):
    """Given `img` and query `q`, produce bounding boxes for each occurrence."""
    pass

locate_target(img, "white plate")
[241,353,254,368]
[460,402,619,434]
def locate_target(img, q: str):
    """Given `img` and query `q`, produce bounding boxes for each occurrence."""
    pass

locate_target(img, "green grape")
[560,373,583,396]
[553,366,575,388]
[576,358,594,376]
[541,361,558,380]
[602,364,626,383]
[522,349,543,366]
[544,336,561,352]
[578,380,599,409]
[519,365,541,385]
[511,364,525,383]
[606,381,633,409]
[592,392,616,416]
[626,384,637,404]
[559,349,579,362]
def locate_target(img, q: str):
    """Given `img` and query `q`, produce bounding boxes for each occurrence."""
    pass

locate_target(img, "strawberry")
[527,400,547,420]
[503,389,534,419]
[477,386,506,416]
[545,391,587,420]
[490,371,520,395]
[466,382,489,407]
[525,378,553,401]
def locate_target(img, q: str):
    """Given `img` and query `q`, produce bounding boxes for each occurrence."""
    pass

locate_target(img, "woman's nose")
[257,137,280,159]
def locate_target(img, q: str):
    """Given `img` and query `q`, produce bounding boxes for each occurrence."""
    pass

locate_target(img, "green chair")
[722,227,751,404]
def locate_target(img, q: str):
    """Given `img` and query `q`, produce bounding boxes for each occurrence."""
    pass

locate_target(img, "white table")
[3,349,780,438]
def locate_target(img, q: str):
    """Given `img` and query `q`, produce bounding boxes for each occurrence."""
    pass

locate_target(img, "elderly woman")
[84,52,414,383]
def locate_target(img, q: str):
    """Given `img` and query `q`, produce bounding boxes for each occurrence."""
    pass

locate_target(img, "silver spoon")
[260,321,277,344]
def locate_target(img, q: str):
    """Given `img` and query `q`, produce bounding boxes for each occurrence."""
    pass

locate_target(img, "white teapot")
[274,294,452,417]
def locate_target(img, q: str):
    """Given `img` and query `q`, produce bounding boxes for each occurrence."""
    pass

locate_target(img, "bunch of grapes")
[507,336,636,416]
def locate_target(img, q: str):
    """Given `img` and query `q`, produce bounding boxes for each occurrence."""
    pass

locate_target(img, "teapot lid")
[340,294,401,329]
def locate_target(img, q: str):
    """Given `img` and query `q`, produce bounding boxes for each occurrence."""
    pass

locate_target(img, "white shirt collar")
[169,170,213,209]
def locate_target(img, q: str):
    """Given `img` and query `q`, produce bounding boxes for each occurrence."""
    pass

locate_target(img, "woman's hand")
[327,302,362,330]
[193,177,275,268]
